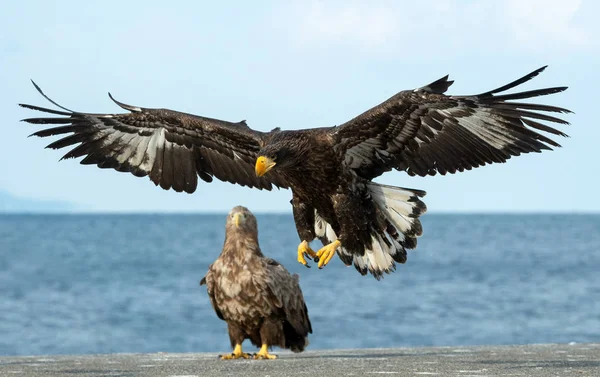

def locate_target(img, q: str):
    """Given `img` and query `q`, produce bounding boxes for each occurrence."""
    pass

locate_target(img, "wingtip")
[27,80,76,113]
[108,91,142,113]
[30,79,44,96]
[420,74,454,94]
[528,65,548,77]
[532,65,548,77]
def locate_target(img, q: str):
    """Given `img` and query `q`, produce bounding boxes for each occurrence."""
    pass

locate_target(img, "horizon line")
[1,210,599,216]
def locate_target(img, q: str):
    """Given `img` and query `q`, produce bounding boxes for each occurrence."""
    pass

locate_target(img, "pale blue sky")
[1,0,598,213]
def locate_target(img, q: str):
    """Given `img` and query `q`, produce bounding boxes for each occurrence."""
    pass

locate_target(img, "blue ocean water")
[0,213,599,356]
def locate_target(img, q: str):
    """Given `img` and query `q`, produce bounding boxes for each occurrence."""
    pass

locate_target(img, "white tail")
[313,183,426,279]
[356,183,427,279]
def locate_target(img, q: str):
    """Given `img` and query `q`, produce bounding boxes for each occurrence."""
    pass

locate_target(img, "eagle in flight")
[20,66,570,279]
[200,206,312,360]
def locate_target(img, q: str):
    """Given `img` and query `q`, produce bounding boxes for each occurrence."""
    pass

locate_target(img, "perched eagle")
[200,206,312,359]
[20,66,570,279]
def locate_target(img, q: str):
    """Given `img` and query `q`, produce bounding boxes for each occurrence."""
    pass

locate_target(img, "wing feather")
[331,66,571,179]
[263,259,312,336]
[20,84,289,193]
[200,268,225,321]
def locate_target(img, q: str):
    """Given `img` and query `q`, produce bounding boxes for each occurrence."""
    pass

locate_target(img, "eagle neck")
[222,230,263,260]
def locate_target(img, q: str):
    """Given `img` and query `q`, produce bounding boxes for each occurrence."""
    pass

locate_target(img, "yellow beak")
[255,156,276,177]
[233,213,242,227]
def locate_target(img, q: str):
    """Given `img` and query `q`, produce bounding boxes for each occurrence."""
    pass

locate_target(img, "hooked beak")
[255,156,276,177]
[233,213,242,227]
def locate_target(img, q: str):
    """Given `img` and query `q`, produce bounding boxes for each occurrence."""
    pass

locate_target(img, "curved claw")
[316,240,341,269]
[297,240,317,267]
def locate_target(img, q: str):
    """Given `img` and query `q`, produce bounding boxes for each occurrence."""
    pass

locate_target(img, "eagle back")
[210,240,277,329]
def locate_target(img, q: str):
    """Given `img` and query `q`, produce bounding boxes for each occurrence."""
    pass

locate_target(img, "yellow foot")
[316,240,341,269]
[219,344,251,360]
[297,240,318,267]
[254,344,278,360]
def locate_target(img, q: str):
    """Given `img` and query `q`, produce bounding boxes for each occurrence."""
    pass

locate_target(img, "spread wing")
[257,258,312,336]
[331,66,571,179]
[20,82,289,193]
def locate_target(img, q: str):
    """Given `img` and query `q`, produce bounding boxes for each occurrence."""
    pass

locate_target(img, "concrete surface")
[0,343,598,377]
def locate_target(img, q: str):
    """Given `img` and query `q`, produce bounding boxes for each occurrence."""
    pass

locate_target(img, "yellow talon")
[316,240,341,268]
[297,240,317,267]
[220,344,251,360]
[254,344,277,360]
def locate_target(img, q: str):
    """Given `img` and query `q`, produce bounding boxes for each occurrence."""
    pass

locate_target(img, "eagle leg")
[253,344,278,360]
[297,240,318,267]
[219,344,252,360]
[316,240,342,269]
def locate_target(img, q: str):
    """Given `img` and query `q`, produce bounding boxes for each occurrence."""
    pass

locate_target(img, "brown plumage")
[20,66,571,279]
[199,206,311,359]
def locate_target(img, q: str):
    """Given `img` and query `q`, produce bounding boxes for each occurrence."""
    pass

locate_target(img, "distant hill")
[0,191,76,213]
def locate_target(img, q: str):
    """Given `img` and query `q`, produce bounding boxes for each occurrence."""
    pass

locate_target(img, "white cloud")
[504,0,589,47]
[291,1,399,46]
[277,0,592,51]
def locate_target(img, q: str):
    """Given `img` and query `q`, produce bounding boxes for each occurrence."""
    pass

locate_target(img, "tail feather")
[283,321,309,353]
[368,182,426,238]
[352,183,427,280]
[313,183,427,280]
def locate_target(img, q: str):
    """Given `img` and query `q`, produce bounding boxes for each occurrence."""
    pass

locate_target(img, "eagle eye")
[275,147,290,161]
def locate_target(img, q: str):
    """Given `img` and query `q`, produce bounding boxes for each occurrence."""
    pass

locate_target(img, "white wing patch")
[109,132,139,164]
[138,128,166,172]
[127,130,154,168]
[437,108,513,149]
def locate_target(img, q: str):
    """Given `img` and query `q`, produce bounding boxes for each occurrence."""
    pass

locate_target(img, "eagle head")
[255,132,305,177]
[255,144,292,177]
[227,205,258,232]
[255,154,277,177]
